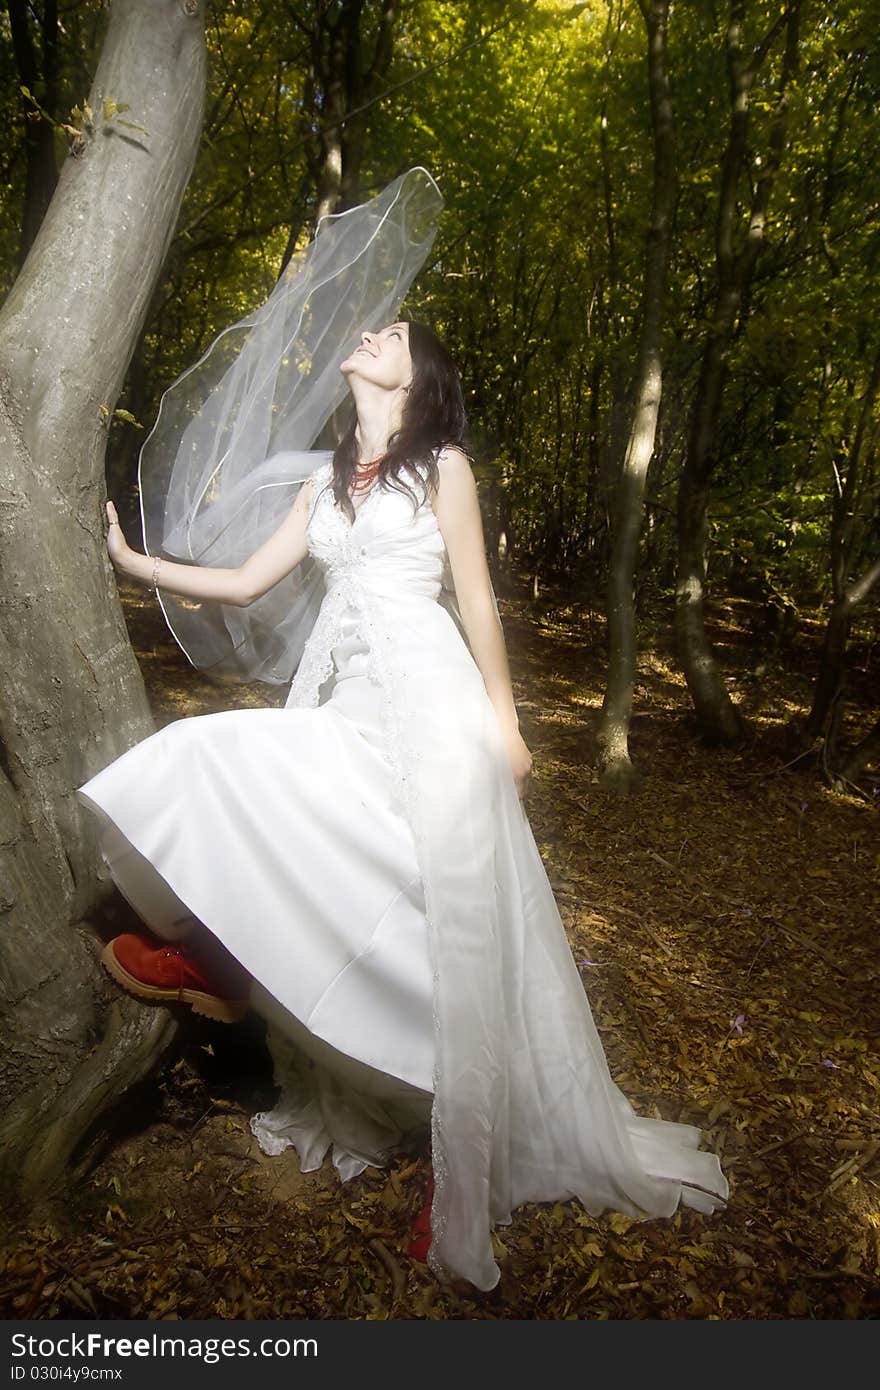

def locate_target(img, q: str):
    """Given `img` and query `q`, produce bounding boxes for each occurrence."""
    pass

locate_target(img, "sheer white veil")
[137,167,444,683]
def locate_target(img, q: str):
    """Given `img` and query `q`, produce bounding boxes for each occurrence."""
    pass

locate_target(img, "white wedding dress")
[79,456,728,1289]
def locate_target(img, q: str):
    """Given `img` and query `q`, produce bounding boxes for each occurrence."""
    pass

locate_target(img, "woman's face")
[341,322,412,392]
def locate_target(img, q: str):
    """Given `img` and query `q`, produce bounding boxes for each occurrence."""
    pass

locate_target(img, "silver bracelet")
[150,556,161,591]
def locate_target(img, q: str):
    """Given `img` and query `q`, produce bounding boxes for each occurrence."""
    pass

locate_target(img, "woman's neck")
[348,380,404,463]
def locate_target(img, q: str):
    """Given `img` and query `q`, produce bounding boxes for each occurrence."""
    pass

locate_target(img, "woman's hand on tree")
[504,728,534,799]
[105,500,132,570]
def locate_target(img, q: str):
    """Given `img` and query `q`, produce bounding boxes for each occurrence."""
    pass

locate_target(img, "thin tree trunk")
[595,0,675,790]
[674,0,799,742]
[802,346,880,747]
[799,555,880,763]
[0,0,206,1194]
[309,0,399,226]
[340,0,397,210]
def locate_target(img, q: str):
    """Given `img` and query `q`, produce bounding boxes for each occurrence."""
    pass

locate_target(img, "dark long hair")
[331,319,468,521]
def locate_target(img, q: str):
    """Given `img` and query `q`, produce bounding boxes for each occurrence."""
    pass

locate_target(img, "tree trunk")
[0,0,206,1195]
[596,0,675,791]
[803,599,851,745]
[307,0,399,226]
[674,0,799,742]
[802,346,880,746]
[798,556,880,762]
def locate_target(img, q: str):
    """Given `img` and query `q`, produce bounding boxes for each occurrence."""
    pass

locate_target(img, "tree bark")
[674,0,799,742]
[595,0,675,791]
[0,0,206,1194]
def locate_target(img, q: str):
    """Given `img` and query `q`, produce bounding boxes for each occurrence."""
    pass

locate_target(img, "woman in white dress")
[80,317,728,1292]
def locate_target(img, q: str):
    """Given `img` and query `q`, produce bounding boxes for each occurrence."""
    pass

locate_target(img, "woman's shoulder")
[431,446,477,502]
[434,445,472,478]
[400,450,470,513]
[425,447,479,526]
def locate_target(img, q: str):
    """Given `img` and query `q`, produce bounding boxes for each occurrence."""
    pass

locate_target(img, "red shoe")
[406,1167,435,1263]
[101,931,251,1023]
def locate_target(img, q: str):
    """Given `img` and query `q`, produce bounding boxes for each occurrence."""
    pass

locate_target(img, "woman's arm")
[431,448,533,797]
[105,479,315,607]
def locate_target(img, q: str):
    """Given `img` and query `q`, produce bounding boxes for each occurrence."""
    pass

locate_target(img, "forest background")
[0,0,877,1320]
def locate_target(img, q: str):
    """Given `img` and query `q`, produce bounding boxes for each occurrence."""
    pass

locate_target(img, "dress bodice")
[285,460,458,715]
[305,460,448,603]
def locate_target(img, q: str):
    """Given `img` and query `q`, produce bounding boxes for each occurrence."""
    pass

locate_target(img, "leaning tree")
[0,0,206,1196]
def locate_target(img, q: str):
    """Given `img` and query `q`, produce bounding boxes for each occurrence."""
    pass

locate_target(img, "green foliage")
[2,0,878,626]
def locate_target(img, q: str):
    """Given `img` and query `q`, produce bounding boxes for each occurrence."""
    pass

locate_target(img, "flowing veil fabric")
[133,170,728,1290]
[357,559,728,1289]
[138,167,444,683]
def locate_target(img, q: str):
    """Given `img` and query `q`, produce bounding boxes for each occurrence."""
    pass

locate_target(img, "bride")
[81,312,728,1292]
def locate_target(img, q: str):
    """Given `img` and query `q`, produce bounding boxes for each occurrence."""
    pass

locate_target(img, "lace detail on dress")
[286,599,349,709]
[287,460,415,810]
[286,461,353,710]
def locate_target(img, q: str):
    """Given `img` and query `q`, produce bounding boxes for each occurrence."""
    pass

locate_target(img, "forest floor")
[2,577,878,1320]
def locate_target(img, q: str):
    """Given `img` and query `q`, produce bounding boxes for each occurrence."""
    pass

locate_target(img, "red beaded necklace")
[351,452,387,495]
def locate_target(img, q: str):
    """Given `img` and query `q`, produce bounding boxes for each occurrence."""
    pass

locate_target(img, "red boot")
[406,1165,435,1263]
[101,931,251,1023]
